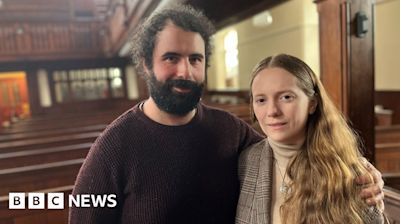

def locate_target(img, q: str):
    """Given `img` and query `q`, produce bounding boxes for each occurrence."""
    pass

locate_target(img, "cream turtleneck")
[268,137,303,224]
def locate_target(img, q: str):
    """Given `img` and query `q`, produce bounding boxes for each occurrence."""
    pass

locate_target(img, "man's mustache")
[165,79,202,90]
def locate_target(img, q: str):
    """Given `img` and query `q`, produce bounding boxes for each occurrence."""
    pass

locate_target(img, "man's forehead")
[154,22,205,53]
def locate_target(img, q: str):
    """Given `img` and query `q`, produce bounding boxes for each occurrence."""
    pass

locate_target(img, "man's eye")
[164,56,178,63]
[189,57,202,64]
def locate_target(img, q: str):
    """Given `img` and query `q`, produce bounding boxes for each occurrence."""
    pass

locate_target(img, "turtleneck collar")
[268,137,303,168]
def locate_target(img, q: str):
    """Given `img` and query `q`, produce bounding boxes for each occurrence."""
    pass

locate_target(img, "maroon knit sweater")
[69,102,262,224]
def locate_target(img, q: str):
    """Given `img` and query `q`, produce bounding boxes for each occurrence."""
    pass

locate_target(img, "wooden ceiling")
[186,0,287,29]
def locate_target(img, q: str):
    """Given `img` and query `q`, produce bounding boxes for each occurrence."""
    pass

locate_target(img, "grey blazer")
[236,139,273,224]
[235,139,386,224]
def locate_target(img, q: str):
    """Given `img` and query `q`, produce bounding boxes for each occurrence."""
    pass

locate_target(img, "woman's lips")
[267,122,287,130]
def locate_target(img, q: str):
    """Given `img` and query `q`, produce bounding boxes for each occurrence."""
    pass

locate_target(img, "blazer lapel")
[255,141,273,224]
[236,140,273,224]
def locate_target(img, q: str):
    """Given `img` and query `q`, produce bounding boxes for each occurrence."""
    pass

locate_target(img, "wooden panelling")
[376,91,400,124]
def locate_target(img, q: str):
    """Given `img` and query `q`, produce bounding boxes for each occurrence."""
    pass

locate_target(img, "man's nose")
[176,59,192,80]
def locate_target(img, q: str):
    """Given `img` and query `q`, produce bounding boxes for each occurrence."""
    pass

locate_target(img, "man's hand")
[356,158,385,212]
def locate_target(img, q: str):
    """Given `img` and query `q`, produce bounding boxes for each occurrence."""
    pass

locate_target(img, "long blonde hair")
[250,54,371,223]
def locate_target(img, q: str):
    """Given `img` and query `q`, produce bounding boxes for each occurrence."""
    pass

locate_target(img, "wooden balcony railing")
[0,22,107,61]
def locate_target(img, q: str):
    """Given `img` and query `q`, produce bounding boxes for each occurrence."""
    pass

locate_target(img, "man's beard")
[147,71,204,116]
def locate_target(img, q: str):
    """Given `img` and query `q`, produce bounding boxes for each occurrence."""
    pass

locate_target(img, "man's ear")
[309,97,318,115]
[142,60,150,76]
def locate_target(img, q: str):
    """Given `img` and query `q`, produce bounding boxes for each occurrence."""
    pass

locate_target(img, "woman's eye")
[255,98,266,104]
[280,95,294,101]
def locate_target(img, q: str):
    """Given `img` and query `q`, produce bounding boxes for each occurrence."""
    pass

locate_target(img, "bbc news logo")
[9,192,117,209]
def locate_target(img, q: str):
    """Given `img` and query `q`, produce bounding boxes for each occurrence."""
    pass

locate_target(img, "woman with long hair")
[236,54,386,224]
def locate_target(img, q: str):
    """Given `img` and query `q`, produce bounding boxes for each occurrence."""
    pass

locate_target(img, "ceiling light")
[252,11,273,28]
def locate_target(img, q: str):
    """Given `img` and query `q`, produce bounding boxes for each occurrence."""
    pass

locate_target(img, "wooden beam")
[108,0,161,55]
[316,0,375,162]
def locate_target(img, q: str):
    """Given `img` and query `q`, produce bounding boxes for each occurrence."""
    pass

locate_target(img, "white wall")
[375,0,400,91]
[207,0,320,90]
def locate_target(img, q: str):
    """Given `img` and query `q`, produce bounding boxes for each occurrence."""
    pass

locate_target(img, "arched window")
[224,30,239,88]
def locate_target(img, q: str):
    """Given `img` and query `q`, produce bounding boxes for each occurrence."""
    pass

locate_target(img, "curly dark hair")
[130,4,216,75]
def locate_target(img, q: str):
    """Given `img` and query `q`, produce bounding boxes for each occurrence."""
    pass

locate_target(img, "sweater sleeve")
[68,134,123,224]
[363,205,387,224]
[237,118,264,153]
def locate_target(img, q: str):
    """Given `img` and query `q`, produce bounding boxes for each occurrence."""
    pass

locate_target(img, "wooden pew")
[0,143,91,169]
[0,185,72,224]
[12,109,122,125]
[225,105,252,123]
[375,143,400,173]
[0,124,106,143]
[0,108,129,224]
[0,115,115,135]
[0,132,100,153]
[376,125,400,144]
[383,173,400,191]
[374,125,400,177]
[384,187,400,223]
[6,101,131,124]
[10,111,116,128]
[0,106,122,135]
[0,159,83,196]
[206,103,252,124]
